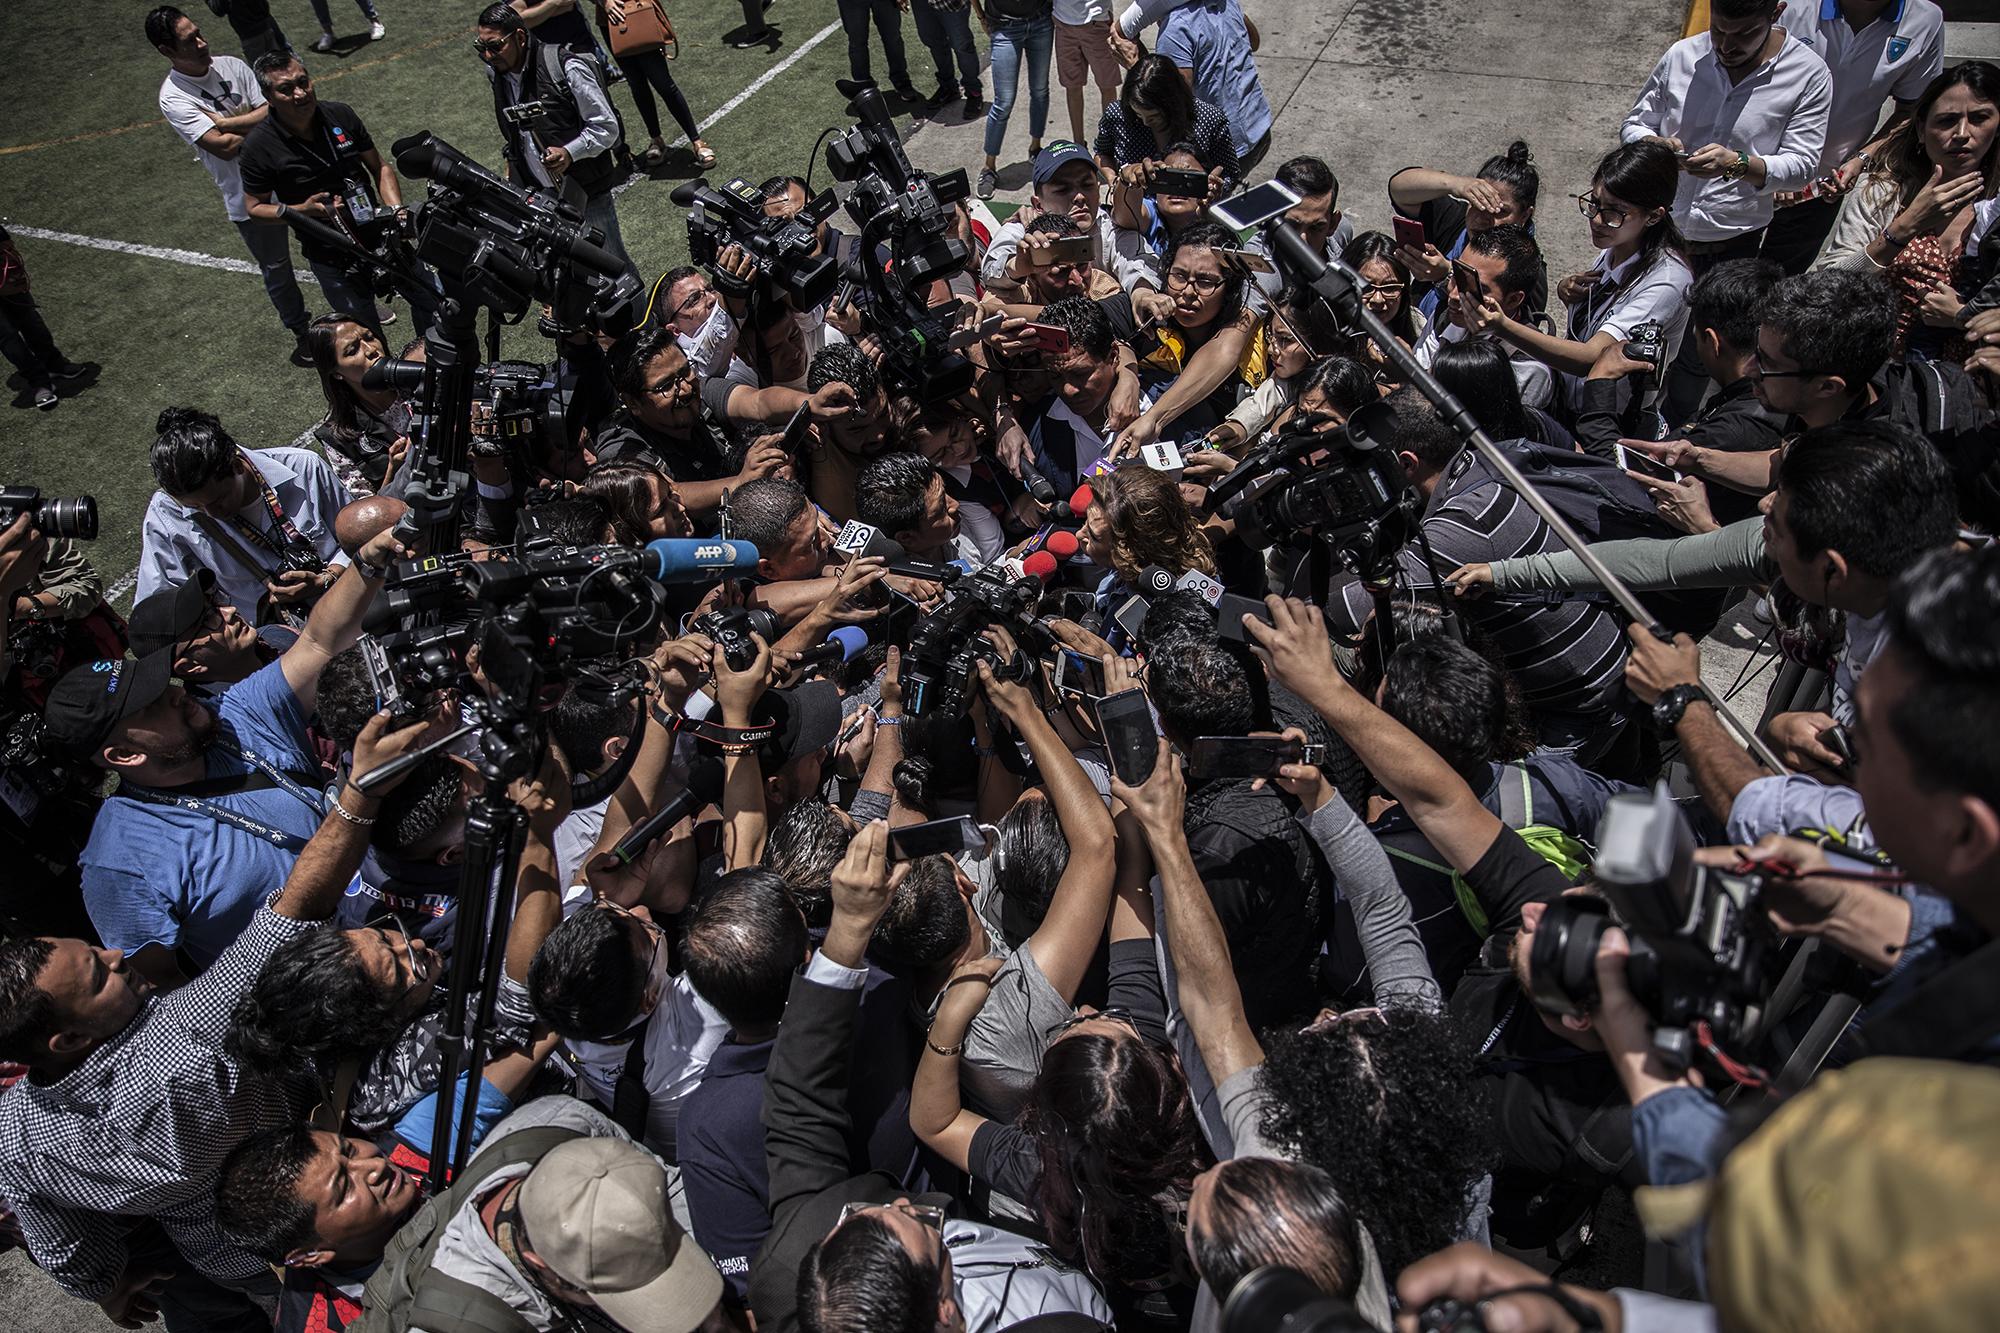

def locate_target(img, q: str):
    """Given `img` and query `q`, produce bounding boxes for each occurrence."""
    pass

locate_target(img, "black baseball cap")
[127,570,215,659]
[696,680,842,771]
[42,650,177,754]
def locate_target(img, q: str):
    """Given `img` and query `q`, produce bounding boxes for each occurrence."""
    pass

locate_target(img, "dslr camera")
[1528,786,1781,1071]
[688,606,780,673]
[0,487,97,541]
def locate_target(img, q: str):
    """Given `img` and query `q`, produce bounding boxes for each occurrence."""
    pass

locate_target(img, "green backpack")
[1384,763,1592,937]
[353,1124,584,1333]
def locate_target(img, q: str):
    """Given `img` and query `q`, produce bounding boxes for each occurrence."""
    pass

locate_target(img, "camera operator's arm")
[1110,308,1256,456]
[12,538,102,622]
[361,148,402,210]
[1397,1245,1631,1333]
[272,708,442,922]
[1111,739,1265,1087]
[279,523,409,716]
[1245,597,1505,877]
[505,745,573,985]
[1622,627,1766,821]
[854,647,905,819]
[0,513,48,682]
[715,633,773,870]
[1626,436,1778,498]
[976,640,1118,1002]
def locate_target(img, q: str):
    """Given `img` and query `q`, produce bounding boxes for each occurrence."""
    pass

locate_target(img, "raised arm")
[1244,598,1504,877]
[280,522,408,714]
[909,955,1003,1173]
[713,634,773,870]
[1110,740,1264,1087]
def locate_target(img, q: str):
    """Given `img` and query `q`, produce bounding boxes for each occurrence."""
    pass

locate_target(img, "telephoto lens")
[0,488,98,541]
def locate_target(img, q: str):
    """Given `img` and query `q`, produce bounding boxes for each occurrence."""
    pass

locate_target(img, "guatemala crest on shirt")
[1888,34,1911,60]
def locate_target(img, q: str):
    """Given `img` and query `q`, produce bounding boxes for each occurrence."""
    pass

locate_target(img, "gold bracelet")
[925,1036,966,1058]
[720,742,755,756]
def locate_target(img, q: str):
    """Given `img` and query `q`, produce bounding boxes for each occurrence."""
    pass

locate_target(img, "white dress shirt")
[1621,31,1833,241]
[1800,0,1945,174]
[1561,246,1694,411]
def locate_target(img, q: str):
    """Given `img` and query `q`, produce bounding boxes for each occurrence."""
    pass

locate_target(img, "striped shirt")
[0,906,319,1299]
[1340,458,1628,716]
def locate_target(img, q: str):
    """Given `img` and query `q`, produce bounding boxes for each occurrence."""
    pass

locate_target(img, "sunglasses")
[836,1200,947,1231]
[1044,1005,1137,1042]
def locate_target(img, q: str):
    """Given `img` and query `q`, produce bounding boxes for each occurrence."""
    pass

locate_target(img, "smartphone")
[889,815,994,862]
[1111,593,1151,642]
[946,311,1007,352]
[1819,722,1856,771]
[1391,214,1427,251]
[1614,443,1681,483]
[1148,166,1211,199]
[1188,735,1324,782]
[1051,648,1108,699]
[1027,234,1094,266]
[1450,258,1484,302]
[1212,246,1275,275]
[1214,592,1274,644]
[1095,688,1159,786]
[1206,180,1303,232]
[777,401,813,452]
[1025,322,1073,354]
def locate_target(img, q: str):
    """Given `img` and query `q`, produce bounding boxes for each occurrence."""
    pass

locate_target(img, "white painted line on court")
[613,18,844,196]
[6,226,320,284]
[106,569,139,609]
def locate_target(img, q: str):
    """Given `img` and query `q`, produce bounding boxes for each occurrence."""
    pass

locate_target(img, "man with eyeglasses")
[238,50,422,335]
[473,2,637,281]
[147,6,315,367]
[127,568,292,695]
[755,821,1114,1333]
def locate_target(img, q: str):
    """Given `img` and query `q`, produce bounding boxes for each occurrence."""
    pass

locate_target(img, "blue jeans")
[985,17,1051,158]
[234,218,309,335]
[311,258,442,343]
[913,3,980,93]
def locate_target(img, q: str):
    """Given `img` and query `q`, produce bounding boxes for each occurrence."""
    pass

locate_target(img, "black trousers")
[1659,229,1766,430]
[1759,195,1842,276]
[0,291,66,388]
[838,0,910,85]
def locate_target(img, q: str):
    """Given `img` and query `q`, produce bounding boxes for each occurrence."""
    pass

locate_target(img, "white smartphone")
[1615,443,1681,484]
[1206,180,1303,232]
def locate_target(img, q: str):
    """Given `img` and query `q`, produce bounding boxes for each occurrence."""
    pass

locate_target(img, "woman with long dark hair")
[1093,54,1238,185]
[1459,140,1691,412]
[1341,230,1424,383]
[1389,141,1543,320]
[1816,60,2000,359]
[1431,337,1573,449]
[307,313,410,496]
[591,0,716,170]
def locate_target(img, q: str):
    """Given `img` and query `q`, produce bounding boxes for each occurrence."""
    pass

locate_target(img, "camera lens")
[1526,896,1611,1018]
[1220,1266,1371,1333]
[36,496,97,541]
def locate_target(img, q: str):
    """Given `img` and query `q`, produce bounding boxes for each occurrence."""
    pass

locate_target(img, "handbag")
[608,0,677,60]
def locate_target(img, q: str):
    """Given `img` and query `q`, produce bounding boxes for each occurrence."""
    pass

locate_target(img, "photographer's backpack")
[353,1125,583,1333]
[1385,762,1590,937]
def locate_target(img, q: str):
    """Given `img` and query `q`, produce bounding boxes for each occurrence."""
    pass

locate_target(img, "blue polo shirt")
[79,659,329,971]
[1156,0,1272,159]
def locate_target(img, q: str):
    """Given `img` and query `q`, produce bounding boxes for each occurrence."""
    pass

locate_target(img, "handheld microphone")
[1041,528,1080,561]
[1068,484,1095,518]
[1020,551,1059,581]
[1137,564,1176,596]
[640,538,760,583]
[790,626,871,672]
[609,756,727,865]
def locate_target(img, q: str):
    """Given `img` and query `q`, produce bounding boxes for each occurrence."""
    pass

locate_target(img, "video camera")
[0,487,97,541]
[1204,402,1416,578]
[902,563,1052,718]
[670,176,842,310]
[823,80,975,402]
[1528,787,1783,1073]
[391,131,641,334]
[366,355,584,463]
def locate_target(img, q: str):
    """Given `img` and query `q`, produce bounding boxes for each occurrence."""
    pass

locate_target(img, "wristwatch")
[1653,683,1704,728]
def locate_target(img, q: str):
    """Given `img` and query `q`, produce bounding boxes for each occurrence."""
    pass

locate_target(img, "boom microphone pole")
[1259,219,1789,776]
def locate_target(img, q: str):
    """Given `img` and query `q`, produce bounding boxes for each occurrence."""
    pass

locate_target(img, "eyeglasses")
[1045,1005,1137,1041]
[1163,267,1225,294]
[1750,347,1817,381]
[671,287,712,321]
[644,368,696,398]
[1573,192,1631,228]
[472,36,510,53]
[836,1200,947,1231]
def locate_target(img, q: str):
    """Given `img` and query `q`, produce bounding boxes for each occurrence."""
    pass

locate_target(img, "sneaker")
[977,167,997,199]
[311,31,336,51]
[48,362,88,381]
[728,28,772,46]
[964,91,985,116]
[924,83,956,110]
[32,386,57,411]
[376,303,397,327]
[291,335,315,368]
[890,81,922,102]
[369,18,385,38]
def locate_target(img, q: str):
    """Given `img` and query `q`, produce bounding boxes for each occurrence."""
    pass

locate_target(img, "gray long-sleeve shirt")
[1296,794,1440,1012]
[1487,515,1772,596]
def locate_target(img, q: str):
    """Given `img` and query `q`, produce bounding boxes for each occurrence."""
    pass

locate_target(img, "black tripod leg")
[451,800,529,1180]
[425,792,505,1191]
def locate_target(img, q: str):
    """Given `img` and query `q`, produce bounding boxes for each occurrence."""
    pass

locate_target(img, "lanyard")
[228,471,311,558]
[121,735,326,852]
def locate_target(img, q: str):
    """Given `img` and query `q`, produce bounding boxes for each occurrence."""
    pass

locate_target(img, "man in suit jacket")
[749,823,1112,1333]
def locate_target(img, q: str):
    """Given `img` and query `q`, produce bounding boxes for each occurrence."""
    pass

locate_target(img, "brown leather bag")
[607,0,677,59]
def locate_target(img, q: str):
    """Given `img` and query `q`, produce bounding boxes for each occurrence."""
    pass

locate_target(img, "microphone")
[789,626,871,673]
[1137,564,1176,596]
[608,757,727,865]
[1042,528,1081,561]
[1068,484,1095,518]
[639,538,760,583]
[1020,551,1059,581]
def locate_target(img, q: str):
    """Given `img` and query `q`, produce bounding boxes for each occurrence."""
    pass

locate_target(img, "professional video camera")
[671,176,842,310]
[0,488,97,541]
[391,131,640,333]
[366,355,584,463]
[1204,402,1415,577]
[901,563,1052,718]
[823,80,976,402]
[1528,786,1784,1074]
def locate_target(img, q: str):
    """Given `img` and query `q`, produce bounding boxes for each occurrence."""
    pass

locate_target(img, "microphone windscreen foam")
[1068,483,1095,518]
[1021,551,1059,580]
[1044,529,1080,559]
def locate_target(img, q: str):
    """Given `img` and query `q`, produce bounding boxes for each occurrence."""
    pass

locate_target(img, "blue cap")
[1032,141,1098,186]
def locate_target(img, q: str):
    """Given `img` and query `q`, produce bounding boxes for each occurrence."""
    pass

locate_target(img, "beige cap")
[517,1137,724,1333]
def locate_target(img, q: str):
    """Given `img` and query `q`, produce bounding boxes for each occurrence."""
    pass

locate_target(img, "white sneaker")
[369,18,386,39]
[311,31,336,51]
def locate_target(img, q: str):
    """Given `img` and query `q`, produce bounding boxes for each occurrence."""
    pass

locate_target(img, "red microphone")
[1043,528,1080,560]
[1068,483,1095,518]
[1021,550,1060,580]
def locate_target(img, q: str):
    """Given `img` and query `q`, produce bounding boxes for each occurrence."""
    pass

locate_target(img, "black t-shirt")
[238,100,378,264]
[589,379,740,482]
[1096,291,1239,439]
